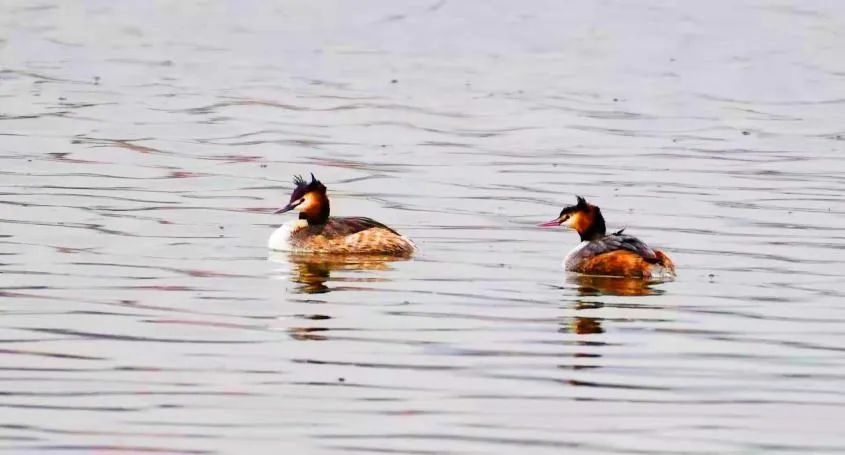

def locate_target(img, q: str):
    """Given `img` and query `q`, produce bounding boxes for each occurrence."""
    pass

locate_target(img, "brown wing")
[584,233,660,263]
[339,228,415,255]
[290,217,414,255]
[576,250,655,278]
[306,217,400,238]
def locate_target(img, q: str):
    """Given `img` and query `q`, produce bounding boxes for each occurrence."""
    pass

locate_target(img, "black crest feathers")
[559,195,592,218]
[290,173,327,200]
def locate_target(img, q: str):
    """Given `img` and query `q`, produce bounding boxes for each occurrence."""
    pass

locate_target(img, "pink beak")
[538,219,561,228]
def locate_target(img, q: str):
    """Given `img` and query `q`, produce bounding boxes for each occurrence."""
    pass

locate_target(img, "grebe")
[539,196,675,279]
[268,174,416,256]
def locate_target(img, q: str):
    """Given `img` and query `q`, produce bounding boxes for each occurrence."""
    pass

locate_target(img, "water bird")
[539,196,675,278]
[268,174,416,256]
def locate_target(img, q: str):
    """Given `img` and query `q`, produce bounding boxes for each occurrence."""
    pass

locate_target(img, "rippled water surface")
[2,1,845,453]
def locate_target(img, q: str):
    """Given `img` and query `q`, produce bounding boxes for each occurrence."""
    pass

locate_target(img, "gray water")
[2,1,845,453]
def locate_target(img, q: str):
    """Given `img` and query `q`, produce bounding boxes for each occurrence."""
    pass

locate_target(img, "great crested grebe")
[539,196,675,279]
[268,174,416,255]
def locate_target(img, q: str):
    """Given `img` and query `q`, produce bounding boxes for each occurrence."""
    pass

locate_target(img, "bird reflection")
[569,274,664,297]
[559,301,605,371]
[562,274,661,336]
[269,251,408,294]
[269,252,410,341]
[568,301,605,335]
[559,274,662,374]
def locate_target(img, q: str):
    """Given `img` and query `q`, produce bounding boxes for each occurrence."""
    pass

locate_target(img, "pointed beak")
[538,218,562,228]
[273,200,301,214]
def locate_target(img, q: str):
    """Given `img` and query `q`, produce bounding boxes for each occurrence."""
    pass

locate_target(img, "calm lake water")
[2,1,845,453]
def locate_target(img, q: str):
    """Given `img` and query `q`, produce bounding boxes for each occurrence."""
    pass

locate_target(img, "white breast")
[563,241,591,271]
[268,220,307,251]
